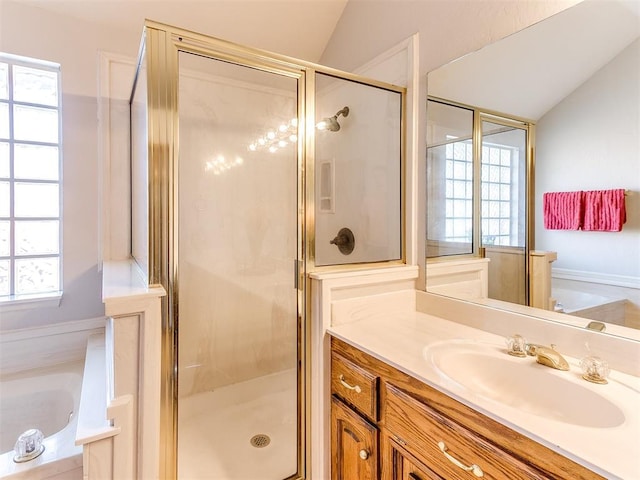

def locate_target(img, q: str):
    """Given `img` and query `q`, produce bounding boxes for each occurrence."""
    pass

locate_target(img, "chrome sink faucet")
[506,335,570,371]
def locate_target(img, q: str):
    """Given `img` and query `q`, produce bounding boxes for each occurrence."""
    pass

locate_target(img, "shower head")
[318,106,350,132]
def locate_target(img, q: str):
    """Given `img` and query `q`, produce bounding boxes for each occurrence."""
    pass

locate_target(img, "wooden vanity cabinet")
[330,337,604,480]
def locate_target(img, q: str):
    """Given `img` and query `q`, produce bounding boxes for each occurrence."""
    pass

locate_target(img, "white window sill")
[0,292,63,313]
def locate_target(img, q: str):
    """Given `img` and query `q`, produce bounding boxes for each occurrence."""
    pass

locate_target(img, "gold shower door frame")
[134,20,406,479]
[476,112,535,305]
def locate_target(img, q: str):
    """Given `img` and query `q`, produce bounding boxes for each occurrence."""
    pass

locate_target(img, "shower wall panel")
[315,73,402,266]
[177,54,298,396]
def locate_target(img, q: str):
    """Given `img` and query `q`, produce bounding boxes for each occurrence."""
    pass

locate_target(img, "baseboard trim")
[552,268,640,289]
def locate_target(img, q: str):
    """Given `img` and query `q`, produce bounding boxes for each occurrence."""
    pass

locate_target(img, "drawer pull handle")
[438,441,484,478]
[339,374,362,393]
[359,449,369,460]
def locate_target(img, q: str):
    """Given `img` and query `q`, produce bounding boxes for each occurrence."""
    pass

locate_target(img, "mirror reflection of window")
[480,121,527,249]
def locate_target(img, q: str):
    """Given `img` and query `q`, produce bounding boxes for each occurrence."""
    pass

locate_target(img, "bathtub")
[0,361,84,479]
[553,288,626,325]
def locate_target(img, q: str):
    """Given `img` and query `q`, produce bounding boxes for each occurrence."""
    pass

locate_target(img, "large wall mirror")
[425,0,639,340]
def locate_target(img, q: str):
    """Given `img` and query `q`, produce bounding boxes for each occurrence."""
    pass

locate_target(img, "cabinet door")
[331,396,378,480]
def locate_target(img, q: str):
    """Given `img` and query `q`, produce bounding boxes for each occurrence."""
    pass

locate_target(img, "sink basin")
[423,340,625,428]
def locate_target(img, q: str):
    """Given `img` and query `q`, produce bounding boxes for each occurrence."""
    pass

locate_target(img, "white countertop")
[327,293,640,480]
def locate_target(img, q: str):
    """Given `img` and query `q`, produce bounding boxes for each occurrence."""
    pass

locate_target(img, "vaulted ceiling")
[428,0,640,120]
[10,0,639,121]
[11,0,349,62]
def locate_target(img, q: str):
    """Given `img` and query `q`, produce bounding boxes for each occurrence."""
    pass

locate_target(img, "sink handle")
[506,334,527,357]
[580,356,610,384]
[338,374,362,393]
[438,441,484,478]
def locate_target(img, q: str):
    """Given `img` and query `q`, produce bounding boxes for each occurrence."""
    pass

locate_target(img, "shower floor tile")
[178,369,297,480]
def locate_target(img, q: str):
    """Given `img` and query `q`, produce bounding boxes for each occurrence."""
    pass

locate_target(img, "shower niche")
[129,21,405,480]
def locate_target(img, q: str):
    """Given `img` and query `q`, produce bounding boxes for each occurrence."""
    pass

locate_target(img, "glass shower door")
[176,52,299,480]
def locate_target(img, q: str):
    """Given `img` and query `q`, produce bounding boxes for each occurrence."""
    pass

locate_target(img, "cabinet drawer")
[384,383,547,480]
[332,352,378,420]
[383,434,444,480]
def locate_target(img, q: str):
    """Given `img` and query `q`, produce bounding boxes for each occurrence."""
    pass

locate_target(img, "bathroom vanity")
[330,337,601,480]
[326,290,640,480]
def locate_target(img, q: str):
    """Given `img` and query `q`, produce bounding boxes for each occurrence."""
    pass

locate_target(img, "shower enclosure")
[426,99,533,305]
[130,21,405,479]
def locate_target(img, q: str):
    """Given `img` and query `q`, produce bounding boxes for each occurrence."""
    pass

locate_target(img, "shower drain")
[250,434,271,448]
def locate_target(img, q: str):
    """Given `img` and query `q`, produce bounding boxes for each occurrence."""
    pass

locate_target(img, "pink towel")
[583,189,626,232]
[543,191,583,230]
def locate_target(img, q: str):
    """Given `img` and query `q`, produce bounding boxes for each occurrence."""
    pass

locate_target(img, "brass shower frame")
[132,20,407,479]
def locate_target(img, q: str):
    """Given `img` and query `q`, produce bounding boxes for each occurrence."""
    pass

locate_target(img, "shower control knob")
[330,227,355,255]
[359,449,370,460]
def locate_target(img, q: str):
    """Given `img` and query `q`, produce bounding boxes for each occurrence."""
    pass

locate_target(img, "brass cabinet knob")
[359,449,369,460]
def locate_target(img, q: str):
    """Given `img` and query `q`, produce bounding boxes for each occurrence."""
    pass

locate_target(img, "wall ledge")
[102,259,165,301]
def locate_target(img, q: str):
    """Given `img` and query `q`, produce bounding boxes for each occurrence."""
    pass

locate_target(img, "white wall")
[0,1,140,330]
[535,39,639,277]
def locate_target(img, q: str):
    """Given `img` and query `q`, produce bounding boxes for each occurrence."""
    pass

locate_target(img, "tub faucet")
[526,343,570,371]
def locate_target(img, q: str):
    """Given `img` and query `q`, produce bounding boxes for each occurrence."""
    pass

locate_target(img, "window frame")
[0,52,63,309]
